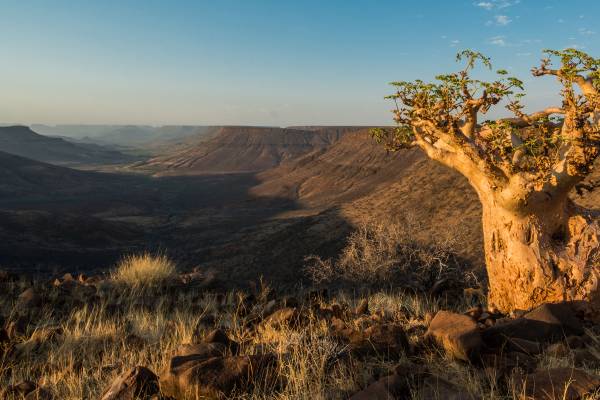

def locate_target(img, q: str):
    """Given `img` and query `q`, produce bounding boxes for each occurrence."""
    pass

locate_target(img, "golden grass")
[0,284,599,399]
[111,252,176,290]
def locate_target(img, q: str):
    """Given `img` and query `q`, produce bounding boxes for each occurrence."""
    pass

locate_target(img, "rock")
[260,307,300,329]
[349,374,407,400]
[355,298,370,316]
[349,324,409,359]
[161,354,277,398]
[421,376,479,400]
[521,368,600,400]
[523,302,583,335]
[203,329,239,353]
[426,311,482,361]
[171,342,226,360]
[14,288,40,313]
[482,302,583,348]
[464,305,483,320]
[505,337,542,355]
[100,366,160,400]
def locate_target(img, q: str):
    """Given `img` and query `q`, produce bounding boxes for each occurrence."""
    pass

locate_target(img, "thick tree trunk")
[481,197,600,317]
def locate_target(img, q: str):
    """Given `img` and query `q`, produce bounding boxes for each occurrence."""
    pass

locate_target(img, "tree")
[373,49,600,315]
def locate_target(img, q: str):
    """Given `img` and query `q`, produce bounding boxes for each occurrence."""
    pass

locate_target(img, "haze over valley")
[2,2,600,399]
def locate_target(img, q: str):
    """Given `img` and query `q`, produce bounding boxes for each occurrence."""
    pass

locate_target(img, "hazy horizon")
[2,0,599,126]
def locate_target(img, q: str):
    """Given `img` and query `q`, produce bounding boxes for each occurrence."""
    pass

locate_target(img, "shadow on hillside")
[0,170,358,284]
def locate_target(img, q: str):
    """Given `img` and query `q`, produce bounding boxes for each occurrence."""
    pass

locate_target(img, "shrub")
[112,252,176,290]
[305,216,476,293]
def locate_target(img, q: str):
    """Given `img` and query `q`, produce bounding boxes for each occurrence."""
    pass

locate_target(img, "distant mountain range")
[30,124,220,148]
[1,124,597,281]
[0,126,134,166]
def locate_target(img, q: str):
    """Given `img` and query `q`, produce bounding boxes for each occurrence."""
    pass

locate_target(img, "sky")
[1,0,599,126]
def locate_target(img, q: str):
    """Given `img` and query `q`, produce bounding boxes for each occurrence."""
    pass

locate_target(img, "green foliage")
[378,48,599,180]
[540,48,600,87]
[370,126,414,152]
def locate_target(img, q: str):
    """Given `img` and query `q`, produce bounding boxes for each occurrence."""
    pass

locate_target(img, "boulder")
[160,354,277,398]
[350,323,410,359]
[349,374,407,400]
[521,368,600,400]
[260,307,301,329]
[100,366,160,400]
[523,303,583,335]
[505,337,542,355]
[170,342,226,361]
[203,329,239,354]
[483,302,583,348]
[426,311,482,361]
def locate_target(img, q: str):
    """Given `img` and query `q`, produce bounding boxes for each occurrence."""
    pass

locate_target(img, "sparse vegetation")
[1,218,598,399]
[305,216,477,294]
[111,252,177,290]
[1,277,598,399]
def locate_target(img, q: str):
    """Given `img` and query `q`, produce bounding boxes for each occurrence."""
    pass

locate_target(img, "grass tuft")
[111,252,176,290]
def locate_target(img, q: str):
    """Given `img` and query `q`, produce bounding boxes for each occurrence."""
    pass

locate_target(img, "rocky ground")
[0,269,599,400]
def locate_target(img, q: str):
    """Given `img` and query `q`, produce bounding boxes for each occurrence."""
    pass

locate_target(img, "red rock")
[161,354,277,398]
[521,368,600,400]
[426,311,482,361]
[100,366,160,400]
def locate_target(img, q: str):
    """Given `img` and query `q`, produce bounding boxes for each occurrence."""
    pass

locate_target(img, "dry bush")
[305,216,475,293]
[111,252,176,290]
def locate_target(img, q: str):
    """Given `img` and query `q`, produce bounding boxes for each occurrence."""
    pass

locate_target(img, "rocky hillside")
[0,126,131,166]
[0,150,114,198]
[136,126,360,175]
[1,266,598,399]
[250,129,600,271]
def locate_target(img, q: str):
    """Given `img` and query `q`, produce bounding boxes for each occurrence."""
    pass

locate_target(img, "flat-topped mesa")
[139,126,359,174]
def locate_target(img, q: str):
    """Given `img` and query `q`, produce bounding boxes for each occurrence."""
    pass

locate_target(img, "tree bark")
[481,196,600,317]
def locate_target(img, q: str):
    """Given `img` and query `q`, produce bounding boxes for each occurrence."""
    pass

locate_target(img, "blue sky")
[1,0,598,126]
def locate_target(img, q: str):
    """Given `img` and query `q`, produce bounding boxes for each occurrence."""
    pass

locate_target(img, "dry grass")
[1,223,598,399]
[305,216,478,293]
[111,252,177,290]
[0,280,599,399]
